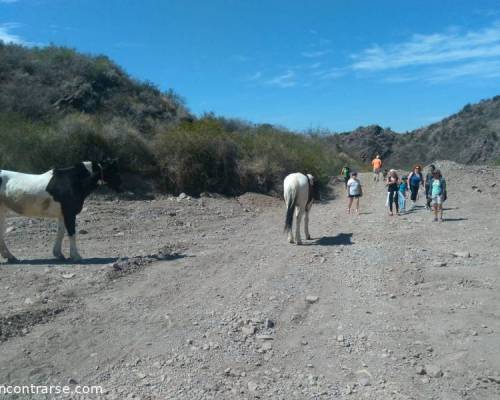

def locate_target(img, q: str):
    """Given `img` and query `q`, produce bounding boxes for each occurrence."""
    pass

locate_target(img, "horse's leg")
[63,212,82,261]
[0,205,17,262]
[304,204,311,240]
[295,207,303,245]
[52,218,65,259]
[288,225,294,244]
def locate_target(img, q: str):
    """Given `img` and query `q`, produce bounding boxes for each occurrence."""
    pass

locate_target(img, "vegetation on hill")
[1,42,498,194]
[0,43,356,196]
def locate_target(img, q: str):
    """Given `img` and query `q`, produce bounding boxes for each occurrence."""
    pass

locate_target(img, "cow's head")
[99,159,122,192]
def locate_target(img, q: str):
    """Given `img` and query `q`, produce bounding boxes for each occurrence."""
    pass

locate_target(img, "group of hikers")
[340,156,447,222]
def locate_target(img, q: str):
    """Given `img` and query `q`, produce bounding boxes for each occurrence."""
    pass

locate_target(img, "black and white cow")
[0,160,121,262]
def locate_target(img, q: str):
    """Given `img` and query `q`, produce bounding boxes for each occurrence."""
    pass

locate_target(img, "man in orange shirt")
[371,155,382,182]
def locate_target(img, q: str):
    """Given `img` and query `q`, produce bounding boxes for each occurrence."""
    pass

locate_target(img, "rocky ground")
[0,161,499,400]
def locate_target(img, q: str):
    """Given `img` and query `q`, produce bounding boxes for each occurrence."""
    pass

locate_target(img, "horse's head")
[307,174,321,201]
[99,159,122,192]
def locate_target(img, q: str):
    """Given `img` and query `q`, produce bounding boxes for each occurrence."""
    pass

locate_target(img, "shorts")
[431,195,443,205]
[373,168,381,174]
[348,194,361,198]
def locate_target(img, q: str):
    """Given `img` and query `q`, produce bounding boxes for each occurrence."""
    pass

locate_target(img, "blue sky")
[1,0,500,132]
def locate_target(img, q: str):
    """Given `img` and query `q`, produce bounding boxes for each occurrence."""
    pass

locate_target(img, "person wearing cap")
[371,155,383,182]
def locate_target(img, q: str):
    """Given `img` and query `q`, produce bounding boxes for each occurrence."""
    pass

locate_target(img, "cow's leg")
[304,205,311,240]
[63,212,82,261]
[0,205,17,262]
[295,208,303,245]
[52,218,65,259]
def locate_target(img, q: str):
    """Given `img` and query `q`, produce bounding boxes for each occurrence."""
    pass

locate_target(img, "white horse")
[0,160,121,263]
[283,173,319,244]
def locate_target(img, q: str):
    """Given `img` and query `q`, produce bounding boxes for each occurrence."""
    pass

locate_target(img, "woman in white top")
[347,172,362,214]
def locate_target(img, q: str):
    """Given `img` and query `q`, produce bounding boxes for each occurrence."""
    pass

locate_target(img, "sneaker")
[433,217,438,222]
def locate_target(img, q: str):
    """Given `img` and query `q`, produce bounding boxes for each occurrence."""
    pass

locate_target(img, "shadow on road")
[315,233,353,246]
[443,218,468,222]
[2,257,119,266]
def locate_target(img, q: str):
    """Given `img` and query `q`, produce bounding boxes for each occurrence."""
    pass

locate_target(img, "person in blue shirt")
[429,169,447,222]
[398,176,408,212]
[424,164,436,210]
[407,165,424,208]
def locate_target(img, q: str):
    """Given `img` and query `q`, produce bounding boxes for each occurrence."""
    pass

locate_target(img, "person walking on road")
[371,155,383,182]
[346,172,362,214]
[425,164,436,210]
[386,169,400,216]
[407,165,424,208]
[340,165,351,189]
[399,175,408,213]
[429,169,447,222]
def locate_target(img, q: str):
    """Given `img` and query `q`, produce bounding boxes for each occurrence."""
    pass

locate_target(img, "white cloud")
[308,62,322,69]
[312,67,345,80]
[301,50,330,58]
[232,54,250,63]
[0,22,25,44]
[351,22,500,72]
[246,71,262,81]
[427,59,500,82]
[266,70,296,88]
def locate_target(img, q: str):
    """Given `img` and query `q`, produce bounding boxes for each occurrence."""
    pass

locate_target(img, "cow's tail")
[284,187,296,233]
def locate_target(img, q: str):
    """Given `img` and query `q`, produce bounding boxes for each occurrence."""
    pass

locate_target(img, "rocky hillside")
[0,43,356,196]
[326,125,398,164]
[328,96,500,168]
[0,43,192,132]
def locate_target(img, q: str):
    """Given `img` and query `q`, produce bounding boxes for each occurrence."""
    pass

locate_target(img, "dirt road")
[1,161,499,399]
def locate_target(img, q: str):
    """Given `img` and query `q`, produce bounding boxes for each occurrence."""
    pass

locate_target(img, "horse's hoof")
[70,255,82,262]
[296,241,303,245]
[305,235,312,240]
[53,253,65,260]
[7,257,19,264]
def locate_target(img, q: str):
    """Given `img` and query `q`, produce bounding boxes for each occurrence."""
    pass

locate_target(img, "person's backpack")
[441,178,447,201]
[343,167,350,178]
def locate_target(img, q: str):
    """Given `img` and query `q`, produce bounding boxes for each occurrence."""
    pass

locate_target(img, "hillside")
[1,42,499,193]
[400,97,500,165]
[327,97,500,169]
[0,42,191,130]
[326,125,398,164]
[0,43,356,195]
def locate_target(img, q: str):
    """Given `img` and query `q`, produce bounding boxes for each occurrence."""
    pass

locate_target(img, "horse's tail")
[284,188,296,233]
